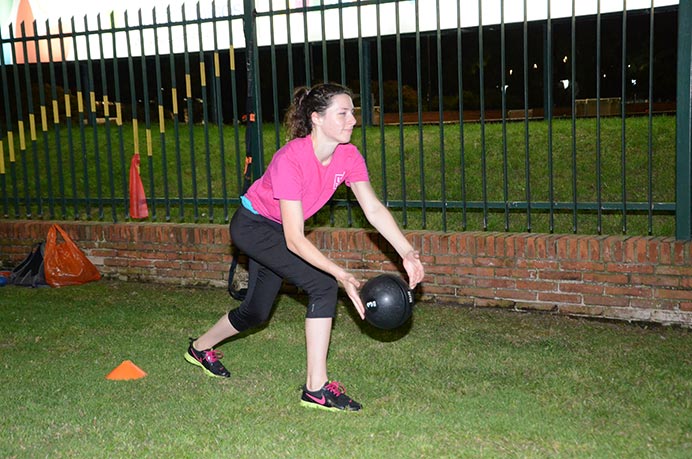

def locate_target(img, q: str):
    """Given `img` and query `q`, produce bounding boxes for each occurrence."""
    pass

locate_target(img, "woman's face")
[312,94,357,144]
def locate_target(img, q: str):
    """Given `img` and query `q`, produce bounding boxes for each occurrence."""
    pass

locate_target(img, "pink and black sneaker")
[184,338,230,378]
[300,381,362,411]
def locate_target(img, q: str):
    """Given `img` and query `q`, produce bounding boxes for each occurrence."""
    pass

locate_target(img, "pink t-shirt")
[244,135,370,223]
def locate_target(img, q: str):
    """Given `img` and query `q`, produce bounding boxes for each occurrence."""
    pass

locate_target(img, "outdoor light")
[560,79,570,89]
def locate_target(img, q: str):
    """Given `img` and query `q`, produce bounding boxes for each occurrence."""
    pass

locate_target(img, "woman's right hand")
[337,271,364,320]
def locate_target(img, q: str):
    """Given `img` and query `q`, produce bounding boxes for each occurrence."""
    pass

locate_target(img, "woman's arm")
[350,181,425,288]
[280,199,365,318]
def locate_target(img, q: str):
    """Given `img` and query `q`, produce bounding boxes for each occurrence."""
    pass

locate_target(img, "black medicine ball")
[360,274,414,330]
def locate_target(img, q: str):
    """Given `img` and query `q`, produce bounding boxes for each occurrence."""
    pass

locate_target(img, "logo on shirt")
[333,172,346,190]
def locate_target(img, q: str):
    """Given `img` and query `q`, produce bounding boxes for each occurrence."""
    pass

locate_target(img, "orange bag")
[129,153,149,219]
[44,224,101,287]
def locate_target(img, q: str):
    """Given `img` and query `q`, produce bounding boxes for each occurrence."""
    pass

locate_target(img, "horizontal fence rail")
[0,0,688,238]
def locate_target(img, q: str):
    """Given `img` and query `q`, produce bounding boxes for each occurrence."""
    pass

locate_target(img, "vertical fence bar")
[84,16,104,220]
[226,2,242,199]
[0,130,4,217]
[153,8,172,222]
[167,6,185,220]
[21,21,41,218]
[211,4,229,222]
[457,0,466,230]
[72,17,91,219]
[676,0,692,240]
[195,4,213,222]
[545,0,554,233]
[125,11,139,220]
[376,0,387,206]
[415,0,426,228]
[570,0,578,233]
[523,0,531,232]
[255,5,265,175]
[285,0,295,94]
[395,0,407,227]
[111,12,129,221]
[182,6,199,221]
[59,19,78,219]
[356,1,367,161]
[595,0,603,234]
[268,1,282,151]
[620,1,628,234]
[302,1,310,87]
[34,20,53,218]
[1,26,18,218]
[138,10,157,221]
[647,0,655,235]
[96,14,117,222]
[500,0,509,231]
[320,0,328,83]
[436,0,447,231]
[338,0,345,86]
[245,0,264,180]
[0,41,7,216]
[478,0,488,230]
[12,26,30,217]
[46,18,66,219]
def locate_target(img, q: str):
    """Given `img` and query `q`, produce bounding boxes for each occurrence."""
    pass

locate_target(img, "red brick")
[680,302,692,312]
[517,259,559,270]
[560,283,603,295]
[605,263,654,274]
[425,264,458,275]
[629,298,678,310]
[424,284,459,296]
[455,266,494,277]
[494,288,538,301]
[655,288,692,301]
[656,265,692,276]
[540,270,582,281]
[494,268,537,279]
[537,292,582,304]
[559,304,606,316]
[582,272,629,284]
[476,277,516,289]
[559,261,605,272]
[604,285,653,299]
[583,294,629,307]
[632,274,679,288]
[516,279,556,291]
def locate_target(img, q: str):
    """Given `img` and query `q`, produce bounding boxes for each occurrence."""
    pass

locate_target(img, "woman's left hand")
[403,250,425,289]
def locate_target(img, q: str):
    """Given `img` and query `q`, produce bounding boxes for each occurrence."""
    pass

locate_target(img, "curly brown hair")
[283,83,353,140]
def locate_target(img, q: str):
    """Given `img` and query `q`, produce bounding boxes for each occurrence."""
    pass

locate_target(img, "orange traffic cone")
[106,360,147,380]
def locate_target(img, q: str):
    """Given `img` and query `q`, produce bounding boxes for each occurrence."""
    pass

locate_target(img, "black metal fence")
[0,0,690,238]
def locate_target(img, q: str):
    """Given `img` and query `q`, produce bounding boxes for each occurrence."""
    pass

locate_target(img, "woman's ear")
[310,111,322,127]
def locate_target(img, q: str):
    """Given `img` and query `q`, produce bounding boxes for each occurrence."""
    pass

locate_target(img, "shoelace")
[324,381,346,396]
[203,349,223,363]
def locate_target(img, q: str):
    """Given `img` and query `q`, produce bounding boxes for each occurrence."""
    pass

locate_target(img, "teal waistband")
[240,195,259,214]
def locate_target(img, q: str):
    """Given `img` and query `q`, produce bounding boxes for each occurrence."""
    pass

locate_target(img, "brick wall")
[1,220,691,327]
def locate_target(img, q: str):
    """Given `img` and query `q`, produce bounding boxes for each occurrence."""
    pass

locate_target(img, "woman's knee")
[228,305,272,332]
[305,277,338,319]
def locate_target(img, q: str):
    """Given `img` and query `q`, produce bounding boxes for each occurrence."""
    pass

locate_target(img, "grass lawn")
[1,280,690,458]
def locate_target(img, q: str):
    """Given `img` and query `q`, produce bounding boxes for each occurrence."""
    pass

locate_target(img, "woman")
[184,83,425,411]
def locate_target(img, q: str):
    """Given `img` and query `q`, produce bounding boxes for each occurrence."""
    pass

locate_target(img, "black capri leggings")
[227,205,339,332]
